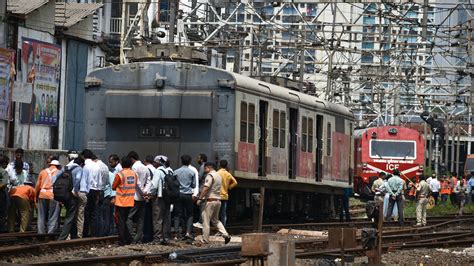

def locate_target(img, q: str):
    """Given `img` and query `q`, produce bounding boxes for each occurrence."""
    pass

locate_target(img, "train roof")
[354,126,422,139]
[228,70,352,118]
[86,61,353,119]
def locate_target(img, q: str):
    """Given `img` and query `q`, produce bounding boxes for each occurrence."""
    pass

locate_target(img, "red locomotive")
[354,126,424,198]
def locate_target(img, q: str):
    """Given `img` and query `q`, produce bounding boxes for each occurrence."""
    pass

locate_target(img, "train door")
[258,101,268,177]
[289,108,298,179]
[316,115,324,181]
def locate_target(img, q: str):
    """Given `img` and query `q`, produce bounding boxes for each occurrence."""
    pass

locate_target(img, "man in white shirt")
[81,149,103,237]
[144,156,156,177]
[143,155,156,242]
[426,173,435,186]
[189,164,199,201]
[95,158,110,236]
[108,154,122,174]
[430,176,441,205]
[151,155,172,244]
[126,151,151,244]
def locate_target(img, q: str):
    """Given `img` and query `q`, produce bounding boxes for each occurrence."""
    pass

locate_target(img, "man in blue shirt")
[174,155,196,241]
[102,154,121,236]
[467,173,474,204]
[339,187,352,222]
[385,169,405,226]
[53,157,84,240]
[151,155,172,244]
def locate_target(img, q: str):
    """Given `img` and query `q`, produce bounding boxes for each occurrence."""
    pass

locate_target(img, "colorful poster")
[20,38,61,126]
[0,48,15,120]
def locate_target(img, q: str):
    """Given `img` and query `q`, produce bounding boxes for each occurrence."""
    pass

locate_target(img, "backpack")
[53,165,76,203]
[160,169,180,204]
[148,168,154,180]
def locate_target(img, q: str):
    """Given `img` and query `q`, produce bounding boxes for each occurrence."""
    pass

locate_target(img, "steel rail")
[29,246,244,266]
[0,232,59,247]
[4,231,474,265]
[382,218,474,236]
[0,236,118,258]
[2,218,473,264]
[227,215,474,233]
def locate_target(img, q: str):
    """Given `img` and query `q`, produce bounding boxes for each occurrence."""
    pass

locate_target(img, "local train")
[465,154,474,177]
[84,61,354,221]
[353,126,425,198]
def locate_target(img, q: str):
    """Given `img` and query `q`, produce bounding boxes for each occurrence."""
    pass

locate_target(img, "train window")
[327,122,332,156]
[308,118,313,153]
[301,117,314,153]
[370,140,416,159]
[301,117,308,152]
[248,104,255,143]
[273,110,279,147]
[280,112,286,148]
[240,102,248,142]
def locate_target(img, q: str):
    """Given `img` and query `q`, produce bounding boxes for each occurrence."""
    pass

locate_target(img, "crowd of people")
[371,169,474,227]
[0,149,238,246]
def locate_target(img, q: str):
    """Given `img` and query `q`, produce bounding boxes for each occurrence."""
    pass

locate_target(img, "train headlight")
[362,162,368,169]
[419,164,424,171]
[388,128,398,135]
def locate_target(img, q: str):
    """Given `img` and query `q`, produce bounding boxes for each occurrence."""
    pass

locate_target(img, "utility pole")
[326,3,337,102]
[168,0,177,43]
[445,120,450,171]
[435,134,439,176]
[249,27,255,76]
[469,73,473,155]
[393,86,400,125]
[257,27,263,76]
[456,125,461,174]
[233,37,242,74]
[468,20,473,155]
[299,44,305,88]
[120,0,129,64]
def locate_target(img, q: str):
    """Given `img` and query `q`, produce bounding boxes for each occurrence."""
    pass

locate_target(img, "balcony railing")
[109,17,135,35]
[110,17,121,34]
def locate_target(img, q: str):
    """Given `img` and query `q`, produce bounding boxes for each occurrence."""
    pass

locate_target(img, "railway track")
[0,232,59,247]
[1,216,472,264]
[0,236,118,259]
[28,246,246,266]
[9,228,472,265]
[227,214,474,233]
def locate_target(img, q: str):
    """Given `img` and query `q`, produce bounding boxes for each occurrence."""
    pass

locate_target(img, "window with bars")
[279,112,286,148]
[240,102,247,142]
[301,116,314,153]
[273,110,279,147]
[327,122,332,156]
[240,102,255,143]
[248,104,255,143]
[272,109,286,148]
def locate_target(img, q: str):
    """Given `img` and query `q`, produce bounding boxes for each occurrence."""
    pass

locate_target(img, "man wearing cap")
[196,162,231,244]
[8,179,35,232]
[35,156,61,234]
[151,155,172,244]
